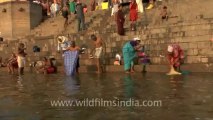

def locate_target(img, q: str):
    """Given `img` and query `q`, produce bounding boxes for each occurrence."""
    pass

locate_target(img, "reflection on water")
[17,76,24,91]
[0,72,212,120]
[124,75,134,98]
[64,76,80,96]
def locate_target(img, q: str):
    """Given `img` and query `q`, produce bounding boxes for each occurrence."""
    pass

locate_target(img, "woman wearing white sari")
[136,0,143,13]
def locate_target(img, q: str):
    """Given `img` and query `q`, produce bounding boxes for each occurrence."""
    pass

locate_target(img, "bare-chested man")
[90,34,104,73]
[17,43,27,75]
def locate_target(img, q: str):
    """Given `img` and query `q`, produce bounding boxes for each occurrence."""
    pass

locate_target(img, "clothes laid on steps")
[64,50,79,76]
[46,66,56,74]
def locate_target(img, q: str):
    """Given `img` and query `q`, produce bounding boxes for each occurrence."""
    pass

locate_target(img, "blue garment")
[64,50,79,76]
[122,41,137,71]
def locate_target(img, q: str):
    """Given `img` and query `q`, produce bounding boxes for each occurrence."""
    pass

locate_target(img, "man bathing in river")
[90,34,104,73]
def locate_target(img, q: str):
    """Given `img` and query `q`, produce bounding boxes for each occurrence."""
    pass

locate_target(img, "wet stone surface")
[0,72,213,120]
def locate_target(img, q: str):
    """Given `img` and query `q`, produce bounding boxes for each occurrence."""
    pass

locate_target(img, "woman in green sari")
[122,38,142,73]
[69,0,76,14]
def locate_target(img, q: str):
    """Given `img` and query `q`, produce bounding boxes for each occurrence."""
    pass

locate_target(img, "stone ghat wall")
[0,1,42,39]
[0,13,213,71]
[1,20,213,68]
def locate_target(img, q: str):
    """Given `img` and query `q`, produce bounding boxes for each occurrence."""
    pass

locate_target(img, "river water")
[0,72,213,120]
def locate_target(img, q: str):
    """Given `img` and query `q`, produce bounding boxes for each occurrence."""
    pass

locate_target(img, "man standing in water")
[90,34,104,73]
[17,43,27,75]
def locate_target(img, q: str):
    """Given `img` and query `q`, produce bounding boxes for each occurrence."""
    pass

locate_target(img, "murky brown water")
[0,72,213,120]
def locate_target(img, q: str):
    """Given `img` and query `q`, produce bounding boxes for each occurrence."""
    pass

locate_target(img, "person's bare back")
[94,36,103,48]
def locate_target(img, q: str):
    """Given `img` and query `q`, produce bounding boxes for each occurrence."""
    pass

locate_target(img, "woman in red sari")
[129,0,138,31]
[116,4,125,35]
[167,44,184,75]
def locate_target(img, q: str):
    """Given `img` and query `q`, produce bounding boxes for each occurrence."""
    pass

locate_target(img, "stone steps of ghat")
[30,10,110,37]
[2,5,213,67]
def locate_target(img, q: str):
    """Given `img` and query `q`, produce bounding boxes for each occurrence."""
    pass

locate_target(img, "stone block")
[0,46,3,51]
[186,56,201,63]
[198,48,213,56]
[152,57,161,64]
[150,28,167,34]
[189,43,198,49]
[187,49,198,56]
[106,48,111,53]
[181,37,190,42]
[185,30,210,37]
[111,42,116,47]
[197,42,211,49]
[208,57,213,63]
[170,27,182,32]
[179,43,189,50]
[201,57,209,63]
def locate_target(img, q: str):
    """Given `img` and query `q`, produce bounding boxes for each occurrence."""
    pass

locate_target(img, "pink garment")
[167,44,184,67]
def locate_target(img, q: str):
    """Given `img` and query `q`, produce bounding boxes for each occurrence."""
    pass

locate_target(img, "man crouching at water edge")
[90,34,104,73]
[17,43,27,75]
[167,44,184,75]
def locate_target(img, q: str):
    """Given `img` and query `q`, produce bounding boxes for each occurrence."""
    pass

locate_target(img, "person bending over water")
[122,37,142,73]
[167,44,184,75]
[37,57,57,74]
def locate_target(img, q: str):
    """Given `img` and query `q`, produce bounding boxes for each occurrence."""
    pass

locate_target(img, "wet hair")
[163,6,167,9]
[90,34,97,41]
[18,43,24,48]
[70,41,76,47]
[118,4,123,8]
